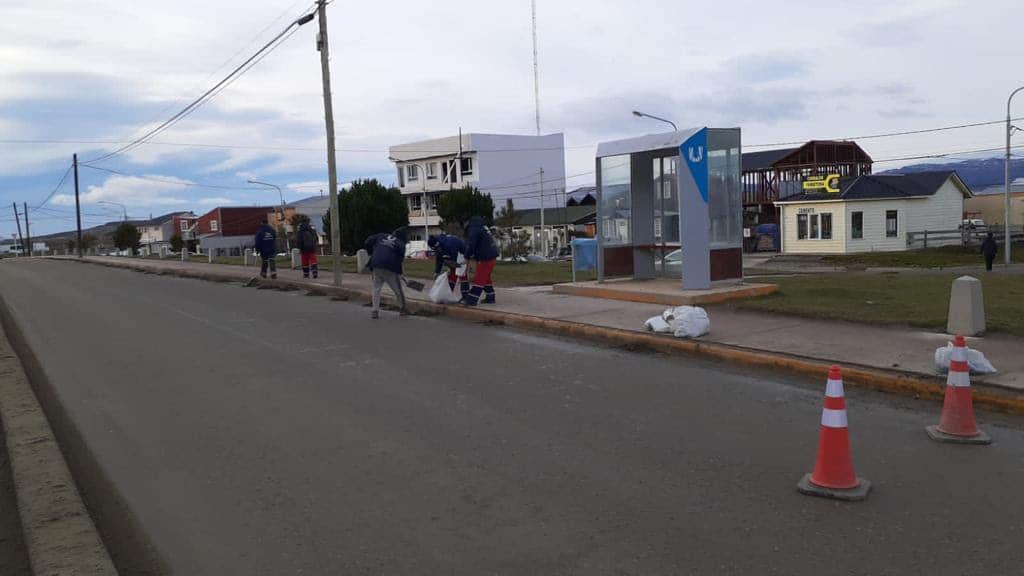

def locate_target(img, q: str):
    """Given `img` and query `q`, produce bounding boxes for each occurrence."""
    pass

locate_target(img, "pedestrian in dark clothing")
[254,218,278,279]
[365,230,407,319]
[981,232,998,271]
[296,221,319,278]
[462,216,499,305]
[428,234,468,297]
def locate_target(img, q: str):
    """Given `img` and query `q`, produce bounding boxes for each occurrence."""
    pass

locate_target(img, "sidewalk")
[81,256,1024,393]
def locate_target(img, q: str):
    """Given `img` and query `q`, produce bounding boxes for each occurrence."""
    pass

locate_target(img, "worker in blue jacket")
[253,218,278,279]
[428,233,468,297]
[462,216,499,305]
[365,230,407,319]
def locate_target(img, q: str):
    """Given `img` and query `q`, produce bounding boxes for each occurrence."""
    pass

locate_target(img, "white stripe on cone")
[951,344,967,362]
[825,378,844,398]
[821,408,848,429]
[947,369,971,388]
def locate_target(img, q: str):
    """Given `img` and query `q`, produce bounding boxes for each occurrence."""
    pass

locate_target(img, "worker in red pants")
[296,221,319,279]
[462,216,498,305]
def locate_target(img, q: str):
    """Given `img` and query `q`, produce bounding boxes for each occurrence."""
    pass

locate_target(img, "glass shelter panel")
[599,155,632,246]
[706,130,742,249]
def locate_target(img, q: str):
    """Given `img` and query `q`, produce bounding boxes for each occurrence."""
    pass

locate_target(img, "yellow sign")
[803,174,841,193]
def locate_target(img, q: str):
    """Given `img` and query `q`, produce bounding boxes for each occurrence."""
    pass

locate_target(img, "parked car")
[960,218,986,229]
[554,246,573,261]
[406,249,435,260]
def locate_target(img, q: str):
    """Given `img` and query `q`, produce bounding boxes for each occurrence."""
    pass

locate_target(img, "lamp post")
[1005,86,1024,265]
[247,179,291,251]
[632,110,677,132]
[391,159,433,248]
[98,200,128,221]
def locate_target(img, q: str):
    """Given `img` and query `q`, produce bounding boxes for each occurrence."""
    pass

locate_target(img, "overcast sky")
[2,0,1023,236]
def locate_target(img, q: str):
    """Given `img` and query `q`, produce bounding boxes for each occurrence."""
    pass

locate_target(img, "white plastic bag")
[933,342,997,375]
[455,253,467,277]
[644,315,672,333]
[428,273,460,304]
[666,306,710,339]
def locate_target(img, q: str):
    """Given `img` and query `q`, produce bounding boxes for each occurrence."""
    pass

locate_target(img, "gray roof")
[776,171,969,203]
[596,128,704,158]
[741,147,799,171]
[504,205,596,227]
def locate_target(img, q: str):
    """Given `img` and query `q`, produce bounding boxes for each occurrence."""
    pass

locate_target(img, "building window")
[885,210,898,237]
[797,213,808,240]
[406,164,419,181]
[180,220,189,231]
[797,212,834,240]
[460,157,474,175]
[426,162,438,179]
[397,166,405,187]
[210,220,218,232]
[851,211,863,239]
[821,213,832,240]
[409,195,422,211]
[809,214,820,239]
[443,160,458,184]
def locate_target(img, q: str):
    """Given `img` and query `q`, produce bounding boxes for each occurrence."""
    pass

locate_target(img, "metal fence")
[906,225,1024,249]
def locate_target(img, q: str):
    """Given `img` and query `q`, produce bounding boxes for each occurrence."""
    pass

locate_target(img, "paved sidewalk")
[81,256,1024,391]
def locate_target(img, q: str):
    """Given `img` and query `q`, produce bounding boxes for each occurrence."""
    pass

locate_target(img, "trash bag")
[934,342,998,375]
[644,315,672,333]
[664,306,710,339]
[428,273,460,304]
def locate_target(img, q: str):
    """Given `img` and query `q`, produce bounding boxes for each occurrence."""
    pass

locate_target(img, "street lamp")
[390,158,433,249]
[98,200,127,221]
[1005,86,1024,265]
[632,110,678,132]
[247,179,291,251]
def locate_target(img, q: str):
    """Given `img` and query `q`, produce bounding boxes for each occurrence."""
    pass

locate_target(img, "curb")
[552,282,779,306]
[0,302,117,575]
[76,257,1024,415]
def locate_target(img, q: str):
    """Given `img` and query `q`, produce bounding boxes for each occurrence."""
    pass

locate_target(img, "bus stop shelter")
[595,127,743,290]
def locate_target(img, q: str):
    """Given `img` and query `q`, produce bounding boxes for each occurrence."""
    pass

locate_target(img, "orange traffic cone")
[797,366,870,501]
[926,335,991,445]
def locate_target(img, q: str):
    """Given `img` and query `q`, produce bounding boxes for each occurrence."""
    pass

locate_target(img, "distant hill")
[881,157,1024,190]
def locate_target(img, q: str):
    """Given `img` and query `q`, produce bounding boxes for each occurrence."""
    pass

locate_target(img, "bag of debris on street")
[934,342,997,375]
[644,306,710,338]
[428,273,460,304]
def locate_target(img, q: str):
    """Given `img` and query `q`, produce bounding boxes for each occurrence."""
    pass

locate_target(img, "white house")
[774,171,971,254]
[388,132,566,246]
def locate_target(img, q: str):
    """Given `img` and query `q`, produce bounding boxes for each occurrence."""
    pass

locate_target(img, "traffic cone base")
[797,473,871,502]
[925,425,991,445]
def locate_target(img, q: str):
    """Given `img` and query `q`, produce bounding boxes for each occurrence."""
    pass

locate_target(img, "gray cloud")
[722,53,809,84]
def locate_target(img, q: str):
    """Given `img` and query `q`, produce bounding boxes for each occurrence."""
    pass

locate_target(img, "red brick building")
[196,207,273,237]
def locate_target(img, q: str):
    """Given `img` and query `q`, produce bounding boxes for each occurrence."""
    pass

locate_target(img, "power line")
[81,8,315,166]
[80,165,262,191]
[33,163,73,209]
[745,117,1024,148]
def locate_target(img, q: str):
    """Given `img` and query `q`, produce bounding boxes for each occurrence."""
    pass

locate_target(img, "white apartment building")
[388,133,566,244]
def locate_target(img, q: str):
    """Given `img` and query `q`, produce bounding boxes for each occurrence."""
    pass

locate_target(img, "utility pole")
[531,0,541,136]
[1006,86,1024,265]
[12,204,24,257]
[317,0,342,286]
[23,202,30,257]
[539,167,546,256]
[74,153,83,258]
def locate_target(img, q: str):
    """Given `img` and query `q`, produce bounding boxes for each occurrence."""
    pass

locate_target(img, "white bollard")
[208,249,213,264]
[356,249,370,274]
[291,248,300,270]
[947,275,985,336]
[244,248,253,268]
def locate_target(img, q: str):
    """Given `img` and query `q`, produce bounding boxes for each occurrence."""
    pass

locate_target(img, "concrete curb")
[77,257,1024,415]
[0,306,117,575]
[552,281,779,306]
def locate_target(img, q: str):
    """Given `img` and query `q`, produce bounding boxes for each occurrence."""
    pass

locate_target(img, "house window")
[443,160,458,184]
[397,166,405,187]
[406,164,419,181]
[809,214,820,239]
[210,220,218,232]
[426,162,438,179]
[180,220,189,231]
[460,157,474,175]
[797,213,808,240]
[821,213,832,240]
[851,211,863,239]
[409,195,422,211]
[885,210,898,237]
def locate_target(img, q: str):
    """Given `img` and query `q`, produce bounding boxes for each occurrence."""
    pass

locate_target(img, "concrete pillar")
[291,248,300,269]
[947,275,985,336]
[208,249,213,264]
[356,249,370,273]
[244,248,253,268]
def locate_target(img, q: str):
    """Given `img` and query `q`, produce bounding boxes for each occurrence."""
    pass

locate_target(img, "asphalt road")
[2,259,1023,575]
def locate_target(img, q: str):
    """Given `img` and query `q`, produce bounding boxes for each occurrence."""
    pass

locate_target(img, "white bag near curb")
[428,273,460,304]
[643,306,710,338]
[934,342,997,375]
[644,315,672,333]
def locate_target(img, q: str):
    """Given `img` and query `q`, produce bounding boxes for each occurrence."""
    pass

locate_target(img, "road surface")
[1,259,1023,575]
